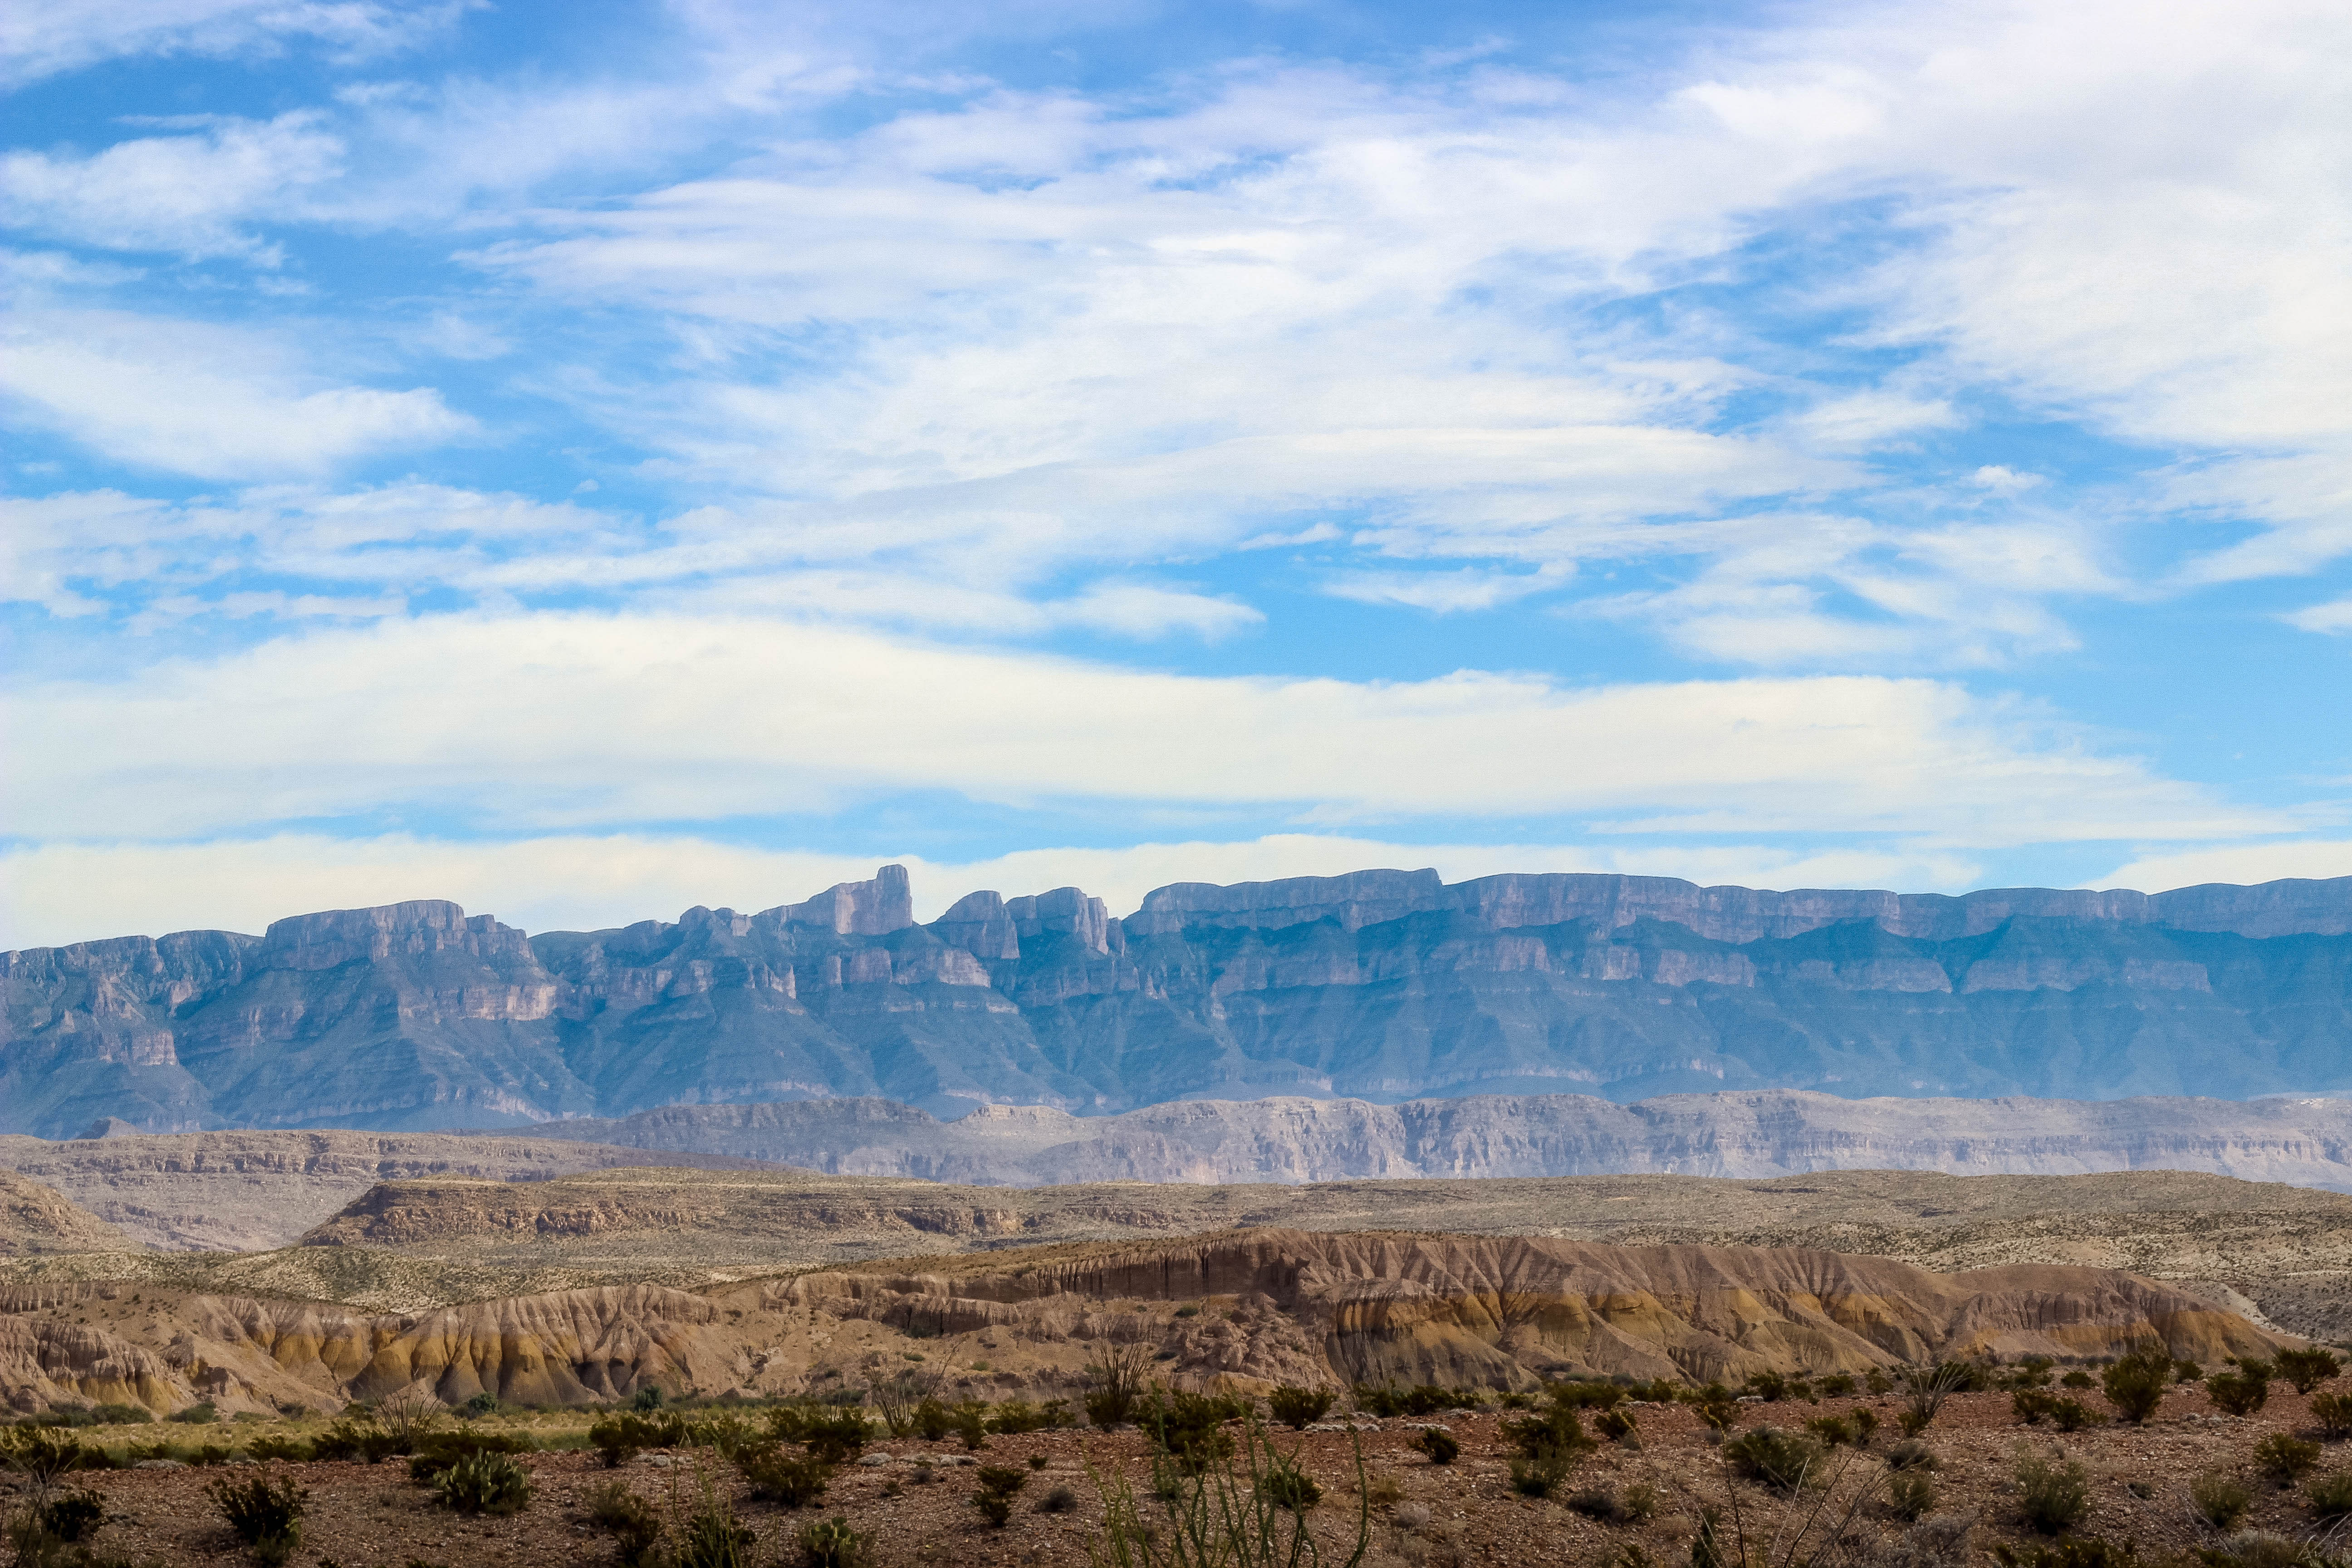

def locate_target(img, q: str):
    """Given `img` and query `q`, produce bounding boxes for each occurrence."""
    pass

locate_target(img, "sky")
[3,0,2350,949]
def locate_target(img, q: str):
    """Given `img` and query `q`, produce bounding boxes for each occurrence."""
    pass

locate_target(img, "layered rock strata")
[6,867,2348,1133]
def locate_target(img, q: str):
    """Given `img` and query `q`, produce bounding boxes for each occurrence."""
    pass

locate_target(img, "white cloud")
[0,114,343,261]
[2283,598,2352,636]
[0,314,472,478]
[1,0,471,87]
[0,829,1987,953]
[0,612,2273,845]
[2096,841,2352,895]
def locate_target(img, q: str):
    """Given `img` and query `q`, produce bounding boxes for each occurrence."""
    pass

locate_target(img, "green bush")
[2313,1392,2352,1439]
[1565,1482,1657,1525]
[2256,1434,2322,1487]
[589,1411,688,1468]
[1414,1428,1459,1465]
[1139,1391,1247,1474]
[245,1435,313,1462]
[406,1426,531,1481]
[1887,1472,1935,1522]
[2192,1471,2254,1530]
[1353,1384,1482,1418]
[206,1474,306,1565]
[2051,1399,2098,1432]
[583,1480,662,1568]
[1885,1438,1939,1473]
[631,1386,665,1412]
[2061,1371,2094,1390]
[1039,1483,1079,1514]
[35,1490,104,1543]
[739,1445,833,1507]
[1816,1374,1857,1398]
[1266,1386,1333,1431]
[2014,1447,2092,1534]
[2277,1348,2342,1393]
[2175,1360,2204,1384]
[987,1400,1050,1435]
[1567,1487,1622,1520]
[1501,1390,1596,1470]
[2207,1371,2272,1419]
[1509,1453,1571,1498]
[799,1516,870,1568]
[1594,1407,1639,1446]
[2102,1343,2174,1425]
[1257,1459,1320,1512]
[973,1465,1027,1527]
[949,1401,989,1451]
[169,1401,219,1425]
[0,1427,90,1485]
[1723,1427,1822,1493]
[463,1392,499,1417]
[312,1417,398,1464]
[430,1451,532,1516]
[1684,1384,1742,1433]
[672,1484,756,1568]
[803,1410,871,1464]
[2014,1390,2058,1425]
[2305,1470,2352,1520]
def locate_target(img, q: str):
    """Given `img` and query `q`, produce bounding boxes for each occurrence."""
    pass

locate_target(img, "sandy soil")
[13,1382,2345,1568]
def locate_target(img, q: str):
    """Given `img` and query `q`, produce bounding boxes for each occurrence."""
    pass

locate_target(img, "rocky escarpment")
[0,1171,132,1256]
[6,867,2349,1134]
[0,1130,786,1251]
[515,1089,2352,1191]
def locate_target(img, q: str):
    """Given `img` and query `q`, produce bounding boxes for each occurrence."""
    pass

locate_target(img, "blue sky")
[4,0,2349,947]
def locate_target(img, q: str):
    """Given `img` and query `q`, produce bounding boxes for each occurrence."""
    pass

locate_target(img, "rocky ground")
[11,1381,2348,1568]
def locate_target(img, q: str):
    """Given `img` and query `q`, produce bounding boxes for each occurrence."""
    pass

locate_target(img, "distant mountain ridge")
[4,866,2348,1136]
[508,1088,2352,1192]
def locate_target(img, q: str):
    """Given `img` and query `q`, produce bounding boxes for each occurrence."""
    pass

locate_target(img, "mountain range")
[4,865,2348,1137]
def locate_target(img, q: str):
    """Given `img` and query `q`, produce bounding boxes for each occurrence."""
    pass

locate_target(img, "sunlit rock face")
[3,867,2348,1135]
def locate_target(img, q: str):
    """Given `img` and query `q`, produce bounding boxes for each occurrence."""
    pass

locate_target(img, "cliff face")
[5,867,2349,1135]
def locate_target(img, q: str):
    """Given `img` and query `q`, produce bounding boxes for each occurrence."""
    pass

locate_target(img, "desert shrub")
[1886,1472,1936,1522]
[1724,1427,1822,1493]
[1029,1454,1050,1470]
[34,1490,103,1543]
[430,1451,532,1516]
[1354,1384,1481,1419]
[0,1427,89,1486]
[2061,1371,2095,1390]
[1745,1371,1795,1402]
[1139,1391,1247,1474]
[1081,1340,1156,1429]
[1503,1390,1596,1465]
[2257,1435,2323,1487]
[2103,1344,2175,1425]
[1256,1459,1320,1512]
[740,1446,833,1507]
[585,1480,663,1568]
[2051,1399,2098,1433]
[206,1475,306,1565]
[2208,1371,2273,1419]
[589,1411,688,1468]
[1685,1384,1742,1433]
[949,1401,990,1451]
[689,1410,763,1459]
[1899,1362,1977,1436]
[1039,1484,1079,1514]
[1594,1406,1639,1446]
[407,1426,532,1481]
[463,1392,499,1417]
[2313,1392,2352,1440]
[973,1465,1027,1527]
[2009,1357,2057,1390]
[169,1401,219,1425]
[1414,1427,1459,1465]
[1991,1539,2139,1568]
[2014,1447,2092,1534]
[1509,1454,1573,1498]
[312,1417,398,1464]
[671,1482,756,1568]
[863,1367,944,1438]
[803,1410,871,1464]
[988,1400,1049,1436]
[1266,1386,1333,1431]
[2195,1532,2315,1568]
[1885,1439,1939,1473]
[1097,1416,1368,1568]
[632,1386,665,1412]
[2277,1348,2342,1394]
[1872,1514,1975,1568]
[1867,1369,1895,1395]
[1567,1487,1622,1521]
[1809,1413,1873,1447]
[2192,1471,2254,1530]
[799,1516,870,1568]
[2305,1470,2352,1520]
[1816,1374,1857,1398]
[2014,1390,2058,1426]
[245,1435,313,1462]
[1562,1483,1657,1525]
[2176,1360,2205,1384]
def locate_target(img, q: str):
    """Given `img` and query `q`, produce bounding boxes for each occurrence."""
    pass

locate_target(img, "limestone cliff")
[5,867,2348,1134]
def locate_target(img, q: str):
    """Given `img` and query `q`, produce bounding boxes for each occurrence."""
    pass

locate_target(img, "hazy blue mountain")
[3,866,2348,1136]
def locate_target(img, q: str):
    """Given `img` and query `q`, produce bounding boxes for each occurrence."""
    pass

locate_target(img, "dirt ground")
[14,1380,2349,1568]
